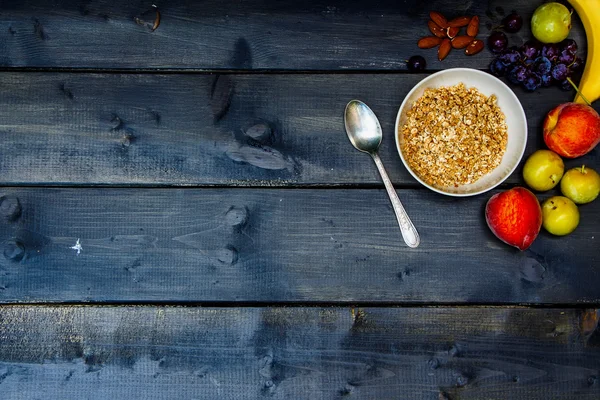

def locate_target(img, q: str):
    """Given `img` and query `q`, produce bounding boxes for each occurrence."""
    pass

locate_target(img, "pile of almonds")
[418,12,483,60]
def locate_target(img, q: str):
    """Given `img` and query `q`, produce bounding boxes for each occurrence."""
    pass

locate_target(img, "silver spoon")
[344,100,420,248]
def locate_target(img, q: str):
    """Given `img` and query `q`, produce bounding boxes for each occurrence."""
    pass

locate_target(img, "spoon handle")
[370,153,420,248]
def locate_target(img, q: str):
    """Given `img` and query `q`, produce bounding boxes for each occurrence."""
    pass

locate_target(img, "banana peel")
[568,0,599,104]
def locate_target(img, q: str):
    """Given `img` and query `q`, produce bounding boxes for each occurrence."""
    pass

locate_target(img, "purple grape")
[517,67,529,82]
[521,40,541,59]
[558,49,575,64]
[540,73,553,87]
[502,11,523,33]
[523,73,541,91]
[489,59,507,77]
[558,79,572,91]
[509,65,528,83]
[560,39,578,55]
[551,63,568,81]
[407,55,426,72]
[498,48,521,65]
[488,31,508,53]
[523,58,535,69]
[507,68,520,85]
[534,57,552,75]
[541,44,560,61]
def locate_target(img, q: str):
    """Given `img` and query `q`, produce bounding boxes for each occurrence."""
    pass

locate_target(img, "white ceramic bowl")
[395,68,527,197]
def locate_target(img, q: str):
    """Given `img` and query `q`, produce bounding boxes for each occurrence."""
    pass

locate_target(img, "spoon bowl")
[344,100,420,248]
[344,100,383,153]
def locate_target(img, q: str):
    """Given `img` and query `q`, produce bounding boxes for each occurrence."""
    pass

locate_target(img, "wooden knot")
[448,344,460,357]
[427,358,440,370]
[4,239,25,262]
[244,122,272,142]
[225,206,248,227]
[258,354,273,374]
[0,195,22,222]
[340,383,355,396]
[121,134,133,147]
[455,373,469,387]
[134,6,160,31]
[261,379,277,396]
[216,245,238,266]
[438,391,451,400]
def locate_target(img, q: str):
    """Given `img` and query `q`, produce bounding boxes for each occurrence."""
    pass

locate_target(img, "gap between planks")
[0,183,420,189]
[0,301,598,309]
[0,183,519,190]
[0,67,468,75]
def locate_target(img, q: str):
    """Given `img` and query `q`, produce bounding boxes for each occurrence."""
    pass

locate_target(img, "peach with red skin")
[543,103,600,158]
[485,187,542,251]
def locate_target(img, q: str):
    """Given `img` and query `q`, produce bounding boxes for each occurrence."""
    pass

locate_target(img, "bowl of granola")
[395,68,527,196]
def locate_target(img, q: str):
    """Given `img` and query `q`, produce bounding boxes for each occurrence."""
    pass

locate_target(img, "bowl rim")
[394,68,527,197]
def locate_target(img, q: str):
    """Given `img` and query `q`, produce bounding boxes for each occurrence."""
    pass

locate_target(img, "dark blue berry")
[490,59,507,77]
[499,48,521,66]
[551,64,568,81]
[534,57,552,75]
[558,79,572,91]
[407,55,426,72]
[540,73,553,87]
[507,69,520,85]
[523,73,541,91]
[508,65,528,84]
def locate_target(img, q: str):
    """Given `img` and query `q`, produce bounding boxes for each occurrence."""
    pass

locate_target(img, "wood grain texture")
[0,306,598,399]
[0,72,597,186]
[0,0,587,70]
[0,187,597,303]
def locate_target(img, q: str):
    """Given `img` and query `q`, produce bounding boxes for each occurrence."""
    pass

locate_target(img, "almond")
[430,11,448,29]
[438,38,452,60]
[447,16,471,28]
[451,35,474,49]
[418,36,443,49]
[467,16,479,37]
[446,26,459,39]
[464,39,484,55]
[428,20,447,38]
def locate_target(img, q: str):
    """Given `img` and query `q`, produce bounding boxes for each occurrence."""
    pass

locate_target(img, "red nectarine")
[485,187,542,251]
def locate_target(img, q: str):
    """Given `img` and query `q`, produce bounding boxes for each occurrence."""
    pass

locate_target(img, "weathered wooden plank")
[0,306,598,399]
[0,72,597,186]
[0,187,597,303]
[0,0,587,70]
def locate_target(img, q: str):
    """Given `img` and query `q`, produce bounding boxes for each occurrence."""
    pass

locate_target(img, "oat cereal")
[400,83,508,188]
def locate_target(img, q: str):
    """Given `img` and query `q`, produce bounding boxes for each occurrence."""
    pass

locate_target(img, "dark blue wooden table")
[0,1,599,398]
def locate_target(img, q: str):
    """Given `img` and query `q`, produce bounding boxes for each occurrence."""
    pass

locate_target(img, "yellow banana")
[568,0,600,104]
